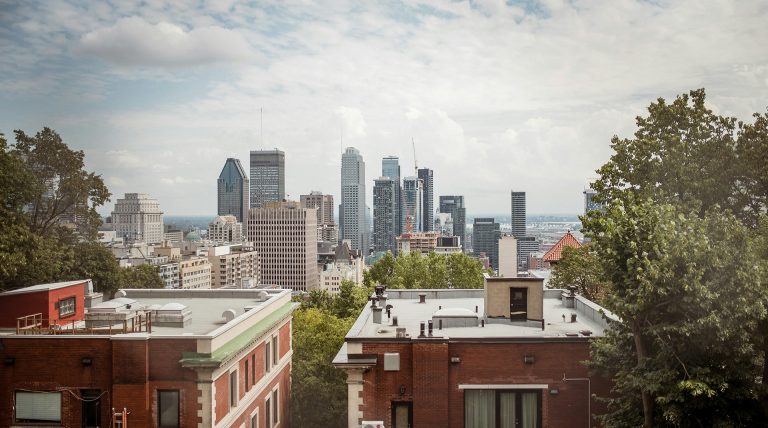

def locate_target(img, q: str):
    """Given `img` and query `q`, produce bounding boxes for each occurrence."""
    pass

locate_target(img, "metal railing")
[15,312,152,335]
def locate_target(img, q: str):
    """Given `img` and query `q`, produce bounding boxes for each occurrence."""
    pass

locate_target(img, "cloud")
[77,16,253,67]
[336,106,367,139]
[160,176,204,185]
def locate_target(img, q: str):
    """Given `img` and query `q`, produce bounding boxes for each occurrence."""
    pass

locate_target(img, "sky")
[1,0,767,217]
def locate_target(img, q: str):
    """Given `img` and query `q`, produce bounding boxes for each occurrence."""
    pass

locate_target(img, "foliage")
[548,245,609,304]
[367,250,488,289]
[119,264,164,291]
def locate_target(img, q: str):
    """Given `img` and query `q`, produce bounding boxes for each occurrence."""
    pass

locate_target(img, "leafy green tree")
[363,250,395,286]
[291,308,355,428]
[331,280,370,319]
[119,264,164,290]
[444,251,488,288]
[68,241,123,297]
[548,245,609,304]
[586,197,766,427]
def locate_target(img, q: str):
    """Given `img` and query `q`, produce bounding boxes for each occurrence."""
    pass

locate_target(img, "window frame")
[250,408,259,428]
[463,389,542,428]
[157,389,180,428]
[58,296,76,318]
[14,390,62,424]
[229,369,239,408]
[271,387,279,426]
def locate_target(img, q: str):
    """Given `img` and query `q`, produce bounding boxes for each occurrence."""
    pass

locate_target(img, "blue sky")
[1,0,767,216]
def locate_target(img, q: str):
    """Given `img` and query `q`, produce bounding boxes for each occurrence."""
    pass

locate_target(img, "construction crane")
[412,137,418,175]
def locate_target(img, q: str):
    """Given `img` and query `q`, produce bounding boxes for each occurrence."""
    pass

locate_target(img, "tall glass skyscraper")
[217,158,249,222]
[417,168,433,232]
[382,156,402,235]
[341,147,368,252]
[510,191,526,238]
[439,195,466,249]
[373,177,397,253]
[402,176,423,233]
[249,149,285,208]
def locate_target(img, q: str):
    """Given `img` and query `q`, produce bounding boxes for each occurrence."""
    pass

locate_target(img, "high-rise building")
[300,191,337,243]
[249,149,285,208]
[340,147,368,252]
[178,256,212,289]
[373,177,397,253]
[246,201,318,291]
[217,158,249,222]
[510,191,526,238]
[439,195,466,248]
[382,156,402,235]
[111,193,164,244]
[418,168,434,232]
[207,244,261,289]
[207,215,244,244]
[402,176,423,233]
[583,187,603,216]
[517,236,540,271]
[473,217,500,271]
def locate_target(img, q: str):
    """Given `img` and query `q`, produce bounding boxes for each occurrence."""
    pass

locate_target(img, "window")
[250,410,259,428]
[58,297,76,317]
[245,359,250,391]
[251,354,256,385]
[272,388,279,426]
[272,335,279,365]
[230,370,238,407]
[158,390,180,427]
[265,341,271,373]
[265,396,272,428]
[15,391,62,424]
[464,390,540,428]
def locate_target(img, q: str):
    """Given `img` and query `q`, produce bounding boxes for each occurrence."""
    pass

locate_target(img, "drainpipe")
[562,373,591,428]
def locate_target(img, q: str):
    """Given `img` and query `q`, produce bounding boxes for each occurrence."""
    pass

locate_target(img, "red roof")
[542,231,582,262]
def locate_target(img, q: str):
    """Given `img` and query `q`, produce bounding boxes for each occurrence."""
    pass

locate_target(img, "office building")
[0,283,292,428]
[417,168,434,232]
[473,218,500,271]
[382,156,403,235]
[217,158,249,222]
[207,244,261,289]
[511,191,526,238]
[402,176,423,233]
[518,236,540,271]
[584,187,604,216]
[333,277,613,428]
[439,196,466,250]
[246,201,318,291]
[340,147,368,252]
[208,215,244,244]
[300,191,338,243]
[373,177,397,253]
[249,149,285,208]
[396,231,441,255]
[178,256,212,289]
[111,193,164,244]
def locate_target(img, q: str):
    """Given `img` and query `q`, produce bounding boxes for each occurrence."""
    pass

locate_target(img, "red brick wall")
[47,283,86,325]
[214,371,230,424]
[360,339,607,428]
[279,319,291,359]
[225,362,292,428]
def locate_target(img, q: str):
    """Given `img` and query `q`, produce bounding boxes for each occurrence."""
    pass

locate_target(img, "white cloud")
[77,16,253,67]
[336,106,367,139]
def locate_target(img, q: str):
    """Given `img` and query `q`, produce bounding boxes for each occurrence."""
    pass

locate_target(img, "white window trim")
[250,408,259,428]
[458,384,549,390]
[271,384,280,427]
[229,367,239,408]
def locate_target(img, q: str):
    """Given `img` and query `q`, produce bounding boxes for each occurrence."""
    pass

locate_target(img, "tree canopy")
[364,250,490,289]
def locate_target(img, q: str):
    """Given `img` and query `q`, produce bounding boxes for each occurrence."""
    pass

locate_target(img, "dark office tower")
[373,177,397,253]
[249,149,285,208]
[439,195,466,249]
[418,168,434,232]
[510,191,526,238]
[341,147,368,252]
[382,156,402,235]
[217,158,249,222]
[473,218,500,271]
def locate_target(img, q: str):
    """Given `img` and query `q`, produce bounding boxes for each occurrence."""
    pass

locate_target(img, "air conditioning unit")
[361,421,385,428]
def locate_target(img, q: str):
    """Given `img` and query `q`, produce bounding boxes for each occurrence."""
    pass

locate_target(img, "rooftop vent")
[114,290,127,298]
[152,302,192,327]
[222,309,237,323]
[432,307,479,328]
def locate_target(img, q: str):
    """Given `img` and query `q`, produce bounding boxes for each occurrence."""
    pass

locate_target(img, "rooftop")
[0,280,89,296]
[542,231,582,262]
[345,288,615,341]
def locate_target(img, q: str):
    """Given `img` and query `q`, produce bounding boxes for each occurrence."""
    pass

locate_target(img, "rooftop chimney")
[419,321,426,338]
[372,306,383,324]
[418,293,426,304]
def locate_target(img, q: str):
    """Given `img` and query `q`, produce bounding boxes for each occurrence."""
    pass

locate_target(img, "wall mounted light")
[81,357,93,366]
[450,356,461,363]
[399,385,406,396]
[549,388,559,395]
[523,355,535,364]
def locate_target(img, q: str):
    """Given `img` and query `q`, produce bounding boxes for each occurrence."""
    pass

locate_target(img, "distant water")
[165,215,215,231]
[467,214,581,223]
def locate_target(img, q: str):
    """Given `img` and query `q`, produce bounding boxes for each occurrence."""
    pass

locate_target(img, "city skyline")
[1,1,767,216]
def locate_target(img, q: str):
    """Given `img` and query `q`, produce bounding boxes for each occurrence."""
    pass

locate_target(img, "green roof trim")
[180,301,297,368]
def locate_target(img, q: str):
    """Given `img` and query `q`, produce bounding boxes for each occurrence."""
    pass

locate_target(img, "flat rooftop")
[0,280,88,296]
[346,288,616,341]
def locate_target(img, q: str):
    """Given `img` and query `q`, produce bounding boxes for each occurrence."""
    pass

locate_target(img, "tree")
[548,245,609,304]
[364,250,396,286]
[366,250,488,290]
[586,196,766,427]
[119,264,164,290]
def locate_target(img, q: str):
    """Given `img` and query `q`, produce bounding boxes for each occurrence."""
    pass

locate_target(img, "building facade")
[111,193,164,244]
[396,231,441,255]
[179,256,212,289]
[417,168,434,232]
[249,149,285,209]
[439,196,466,250]
[333,279,613,428]
[382,156,403,236]
[373,177,397,253]
[208,215,244,244]
[402,176,423,233]
[473,217,500,271]
[0,286,293,428]
[207,244,261,289]
[246,201,319,291]
[498,234,518,277]
[300,191,338,243]
[217,158,250,222]
[511,191,526,239]
[341,147,368,252]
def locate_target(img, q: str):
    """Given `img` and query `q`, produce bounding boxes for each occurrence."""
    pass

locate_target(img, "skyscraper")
[418,167,434,232]
[473,217,500,271]
[246,200,318,291]
[583,187,604,216]
[510,191,526,238]
[217,158,249,222]
[402,176,423,233]
[373,177,397,253]
[300,191,337,242]
[249,149,285,208]
[111,193,164,244]
[382,156,402,235]
[439,195,466,249]
[341,147,368,252]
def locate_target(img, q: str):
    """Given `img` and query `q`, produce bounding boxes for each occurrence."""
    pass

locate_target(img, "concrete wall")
[484,277,544,320]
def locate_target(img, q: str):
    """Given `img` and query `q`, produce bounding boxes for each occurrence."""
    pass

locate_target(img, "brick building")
[0,285,294,428]
[333,276,614,428]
